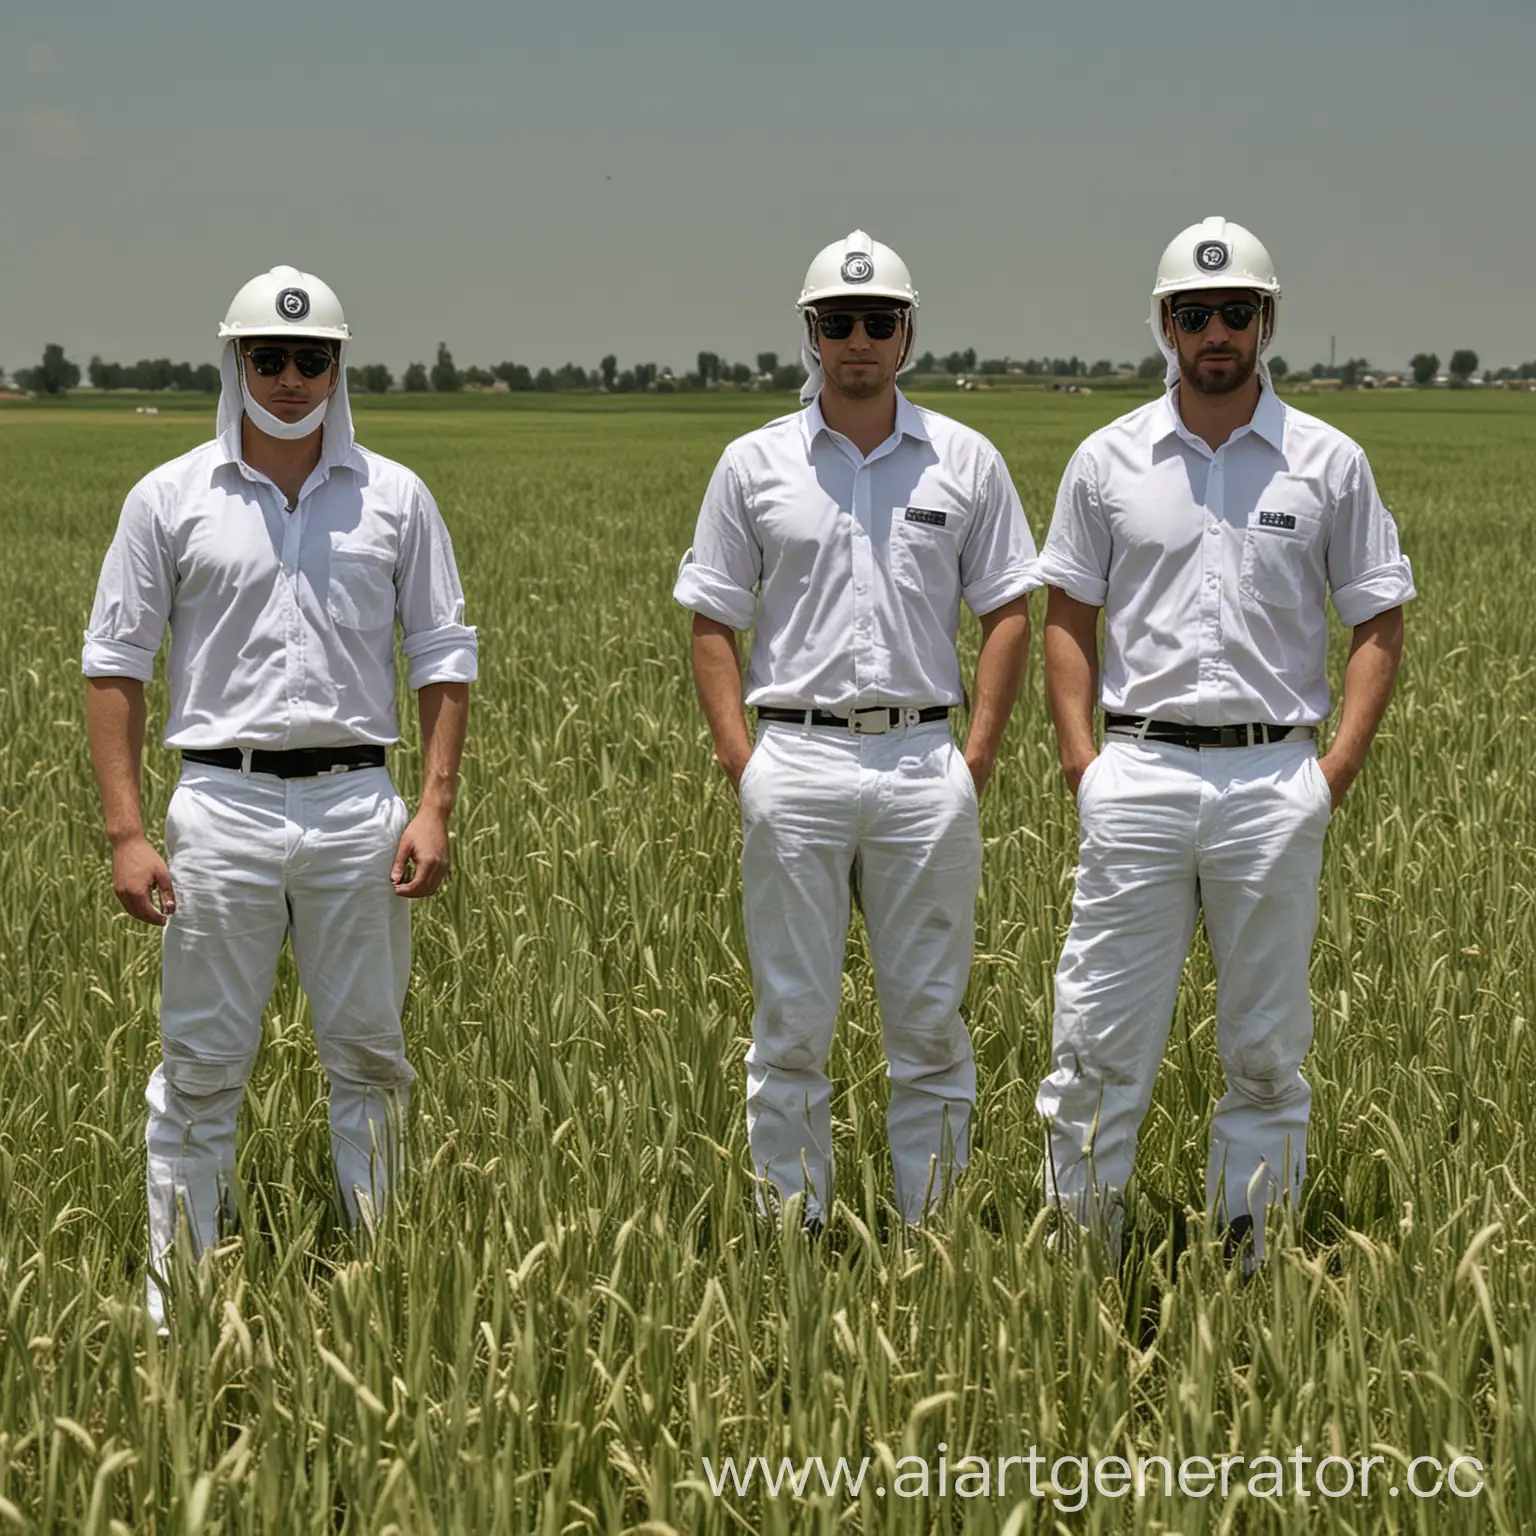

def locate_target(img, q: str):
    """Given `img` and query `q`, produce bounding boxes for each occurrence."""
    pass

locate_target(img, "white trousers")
[147,764,413,1322]
[1036,737,1332,1256]
[739,721,983,1224]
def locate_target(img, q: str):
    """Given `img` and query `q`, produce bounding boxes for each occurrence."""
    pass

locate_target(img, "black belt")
[756,705,951,736]
[181,744,387,779]
[1104,714,1315,749]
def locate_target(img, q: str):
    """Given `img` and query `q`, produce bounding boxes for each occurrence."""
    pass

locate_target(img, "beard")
[825,360,893,400]
[1180,346,1258,397]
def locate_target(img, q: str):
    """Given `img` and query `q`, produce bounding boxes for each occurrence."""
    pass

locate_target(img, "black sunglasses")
[1170,301,1259,334]
[815,309,905,342]
[245,343,338,379]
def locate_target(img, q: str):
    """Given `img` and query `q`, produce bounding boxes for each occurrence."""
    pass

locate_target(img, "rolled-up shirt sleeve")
[1328,450,1416,627]
[82,481,175,681]
[960,448,1040,615]
[396,478,479,689]
[673,450,760,631]
[1035,446,1112,608]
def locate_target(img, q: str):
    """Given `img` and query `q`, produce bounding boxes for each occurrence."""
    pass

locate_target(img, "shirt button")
[1209,524,1220,536]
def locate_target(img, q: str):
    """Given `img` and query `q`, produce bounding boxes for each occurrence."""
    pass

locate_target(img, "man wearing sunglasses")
[675,230,1038,1229]
[1033,216,1414,1267]
[82,264,477,1326]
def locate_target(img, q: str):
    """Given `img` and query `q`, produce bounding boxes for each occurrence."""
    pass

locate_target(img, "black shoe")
[1222,1215,1256,1275]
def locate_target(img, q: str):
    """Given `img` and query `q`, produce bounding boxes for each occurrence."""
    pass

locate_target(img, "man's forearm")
[690,614,752,778]
[964,597,1030,767]
[86,677,148,846]
[1323,607,1404,785]
[417,681,469,820]
[1044,589,1101,777]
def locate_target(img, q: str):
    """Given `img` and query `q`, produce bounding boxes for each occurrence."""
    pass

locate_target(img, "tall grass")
[0,390,1532,1531]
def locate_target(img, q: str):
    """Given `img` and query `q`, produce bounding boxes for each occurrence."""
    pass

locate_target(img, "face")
[1163,288,1263,397]
[241,336,339,422]
[812,299,909,401]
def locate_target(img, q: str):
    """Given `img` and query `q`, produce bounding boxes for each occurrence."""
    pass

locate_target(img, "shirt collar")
[803,387,931,451]
[213,421,364,482]
[1156,383,1286,452]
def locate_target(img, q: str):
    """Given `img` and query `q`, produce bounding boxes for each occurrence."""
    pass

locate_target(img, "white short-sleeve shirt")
[1035,386,1415,727]
[673,392,1039,711]
[82,435,478,749]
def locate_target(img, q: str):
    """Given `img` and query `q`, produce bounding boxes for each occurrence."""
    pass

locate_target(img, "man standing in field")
[675,231,1037,1227]
[83,265,477,1325]
[1034,217,1415,1263]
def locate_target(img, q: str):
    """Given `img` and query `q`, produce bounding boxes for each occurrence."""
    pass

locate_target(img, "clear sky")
[4,0,1532,378]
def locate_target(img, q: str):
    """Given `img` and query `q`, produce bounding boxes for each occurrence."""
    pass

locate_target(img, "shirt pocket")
[1240,509,1321,612]
[328,549,396,631]
[890,505,965,596]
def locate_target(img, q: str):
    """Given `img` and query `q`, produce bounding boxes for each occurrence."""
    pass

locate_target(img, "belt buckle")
[239,747,254,776]
[848,707,890,735]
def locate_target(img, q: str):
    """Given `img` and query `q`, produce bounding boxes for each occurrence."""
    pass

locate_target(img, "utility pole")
[1329,334,1336,372]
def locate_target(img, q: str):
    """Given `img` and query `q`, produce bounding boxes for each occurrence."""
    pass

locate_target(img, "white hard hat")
[796,229,919,312]
[1153,216,1280,304]
[218,264,350,342]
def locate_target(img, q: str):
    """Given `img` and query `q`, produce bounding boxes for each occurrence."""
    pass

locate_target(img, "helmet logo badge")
[276,287,311,321]
[1194,241,1230,274]
[840,253,874,284]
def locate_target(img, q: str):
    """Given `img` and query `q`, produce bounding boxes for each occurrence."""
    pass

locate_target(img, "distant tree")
[19,343,81,395]
[771,363,805,391]
[430,343,461,392]
[192,363,220,392]
[361,363,394,394]
[1137,355,1163,379]
[89,355,127,390]
[730,361,751,385]
[943,351,965,374]
[534,367,555,392]
[1519,361,1536,381]
[492,361,533,391]
[1407,353,1438,386]
[554,363,589,389]
[696,351,721,385]
[1310,363,1327,379]
[462,365,496,388]
[1337,357,1369,388]
[1089,359,1113,378]
[961,347,977,372]
[1448,349,1478,382]
[402,362,430,392]
[131,358,175,391]
[979,358,1007,376]
[914,351,937,373]
[1268,357,1289,379]
[1023,359,1044,376]
[600,354,618,390]
[633,362,658,391]
[756,352,779,377]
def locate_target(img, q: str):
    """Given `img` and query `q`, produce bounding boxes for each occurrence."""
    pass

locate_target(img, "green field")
[1,389,1533,1532]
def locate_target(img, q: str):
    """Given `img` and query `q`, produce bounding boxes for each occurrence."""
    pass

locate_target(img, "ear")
[1159,301,1175,346]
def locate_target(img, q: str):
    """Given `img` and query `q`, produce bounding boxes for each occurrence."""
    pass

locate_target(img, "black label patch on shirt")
[1258,510,1297,530]
[905,507,948,528]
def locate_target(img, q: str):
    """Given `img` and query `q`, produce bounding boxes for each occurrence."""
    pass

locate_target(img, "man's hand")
[391,811,451,898]
[113,835,176,926]
[1063,751,1098,799]
[722,748,754,796]
[964,748,996,800]
[1316,751,1357,810]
